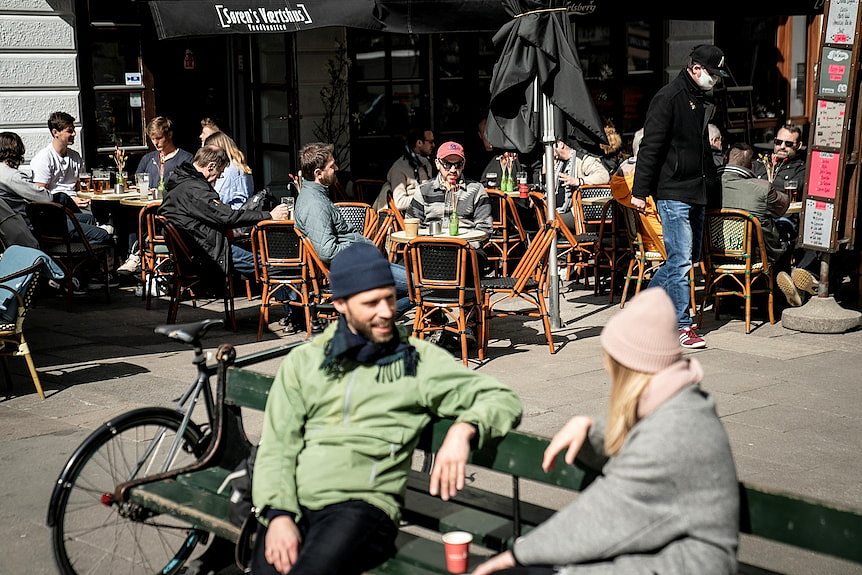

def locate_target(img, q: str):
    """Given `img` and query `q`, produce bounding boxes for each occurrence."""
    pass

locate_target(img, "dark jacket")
[158,163,270,270]
[633,70,719,206]
[752,153,806,198]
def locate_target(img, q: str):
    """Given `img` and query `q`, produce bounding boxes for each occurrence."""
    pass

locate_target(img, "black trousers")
[496,568,557,575]
[251,500,397,575]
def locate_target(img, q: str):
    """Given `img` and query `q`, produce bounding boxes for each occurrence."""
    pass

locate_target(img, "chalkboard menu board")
[825,0,859,44]
[819,48,852,96]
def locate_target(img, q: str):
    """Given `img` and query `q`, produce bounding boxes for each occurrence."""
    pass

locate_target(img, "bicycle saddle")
[154,319,224,343]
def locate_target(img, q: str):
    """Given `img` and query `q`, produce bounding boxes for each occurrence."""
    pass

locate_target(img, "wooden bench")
[116,347,862,574]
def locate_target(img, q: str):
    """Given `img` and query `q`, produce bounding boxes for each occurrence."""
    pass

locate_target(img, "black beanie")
[330,242,395,300]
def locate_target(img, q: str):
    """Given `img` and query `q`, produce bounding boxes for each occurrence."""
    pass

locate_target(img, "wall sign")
[802,199,835,249]
[814,99,846,148]
[807,150,840,199]
[124,72,142,86]
[825,0,859,45]
[819,48,852,96]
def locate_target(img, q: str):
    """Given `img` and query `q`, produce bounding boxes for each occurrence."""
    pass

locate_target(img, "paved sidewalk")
[1,283,860,574]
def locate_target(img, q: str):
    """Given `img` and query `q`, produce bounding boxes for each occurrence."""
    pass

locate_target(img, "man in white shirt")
[31,111,87,206]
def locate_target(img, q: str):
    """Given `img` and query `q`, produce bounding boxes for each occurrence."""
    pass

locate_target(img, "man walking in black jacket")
[158,145,289,277]
[632,44,728,349]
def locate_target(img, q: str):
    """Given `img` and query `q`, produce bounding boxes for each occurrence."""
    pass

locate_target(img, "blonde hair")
[600,124,622,156]
[204,131,252,174]
[603,352,653,455]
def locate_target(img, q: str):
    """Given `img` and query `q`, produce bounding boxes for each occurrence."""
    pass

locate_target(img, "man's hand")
[471,550,516,575]
[429,421,476,501]
[542,415,592,473]
[73,195,90,208]
[270,203,291,220]
[558,173,578,188]
[629,196,646,213]
[264,515,302,574]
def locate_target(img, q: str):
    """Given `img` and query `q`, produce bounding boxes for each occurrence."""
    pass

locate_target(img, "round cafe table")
[120,197,161,208]
[78,189,145,202]
[389,228,489,245]
[785,201,802,215]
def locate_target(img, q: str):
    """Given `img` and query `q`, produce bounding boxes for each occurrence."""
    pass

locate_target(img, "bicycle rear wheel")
[50,408,208,575]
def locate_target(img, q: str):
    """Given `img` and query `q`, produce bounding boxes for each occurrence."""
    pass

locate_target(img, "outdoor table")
[120,197,161,208]
[786,201,802,215]
[78,190,145,202]
[390,228,489,245]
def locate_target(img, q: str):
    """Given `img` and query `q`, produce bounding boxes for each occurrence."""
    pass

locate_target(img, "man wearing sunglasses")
[753,124,806,200]
[407,141,493,239]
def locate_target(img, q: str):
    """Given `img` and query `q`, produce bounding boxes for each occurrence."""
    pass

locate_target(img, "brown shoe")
[791,268,818,295]
[777,271,802,307]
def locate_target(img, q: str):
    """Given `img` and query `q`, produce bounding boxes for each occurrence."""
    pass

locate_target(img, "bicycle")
[46,318,298,575]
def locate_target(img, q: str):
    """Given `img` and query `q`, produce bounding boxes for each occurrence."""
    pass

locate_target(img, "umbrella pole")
[542,90,561,329]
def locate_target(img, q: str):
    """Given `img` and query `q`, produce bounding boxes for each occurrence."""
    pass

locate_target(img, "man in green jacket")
[251,241,522,575]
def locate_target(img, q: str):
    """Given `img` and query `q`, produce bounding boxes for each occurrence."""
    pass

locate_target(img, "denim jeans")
[251,500,397,575]
[652,200,704,328]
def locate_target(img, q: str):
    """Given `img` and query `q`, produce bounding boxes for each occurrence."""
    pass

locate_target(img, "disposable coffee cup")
[404,217,420,239]
[442,531,472,574]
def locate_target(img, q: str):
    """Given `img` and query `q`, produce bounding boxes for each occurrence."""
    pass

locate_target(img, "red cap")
[436,141,465,160]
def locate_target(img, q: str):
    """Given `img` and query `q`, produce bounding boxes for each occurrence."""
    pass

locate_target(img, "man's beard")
[354,318,395,344]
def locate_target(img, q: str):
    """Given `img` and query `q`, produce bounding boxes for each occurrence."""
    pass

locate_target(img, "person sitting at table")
[550,138,610,233]
[0,131,51,248]
[294,142,412,324]
[372,126,435,212]
[204,131,254,210]
[472,288,740,575]
[753,124,806,199]
[610,128,664,254]
[407,141,493,237]
[157,145,290,283]
[199,116,225,147]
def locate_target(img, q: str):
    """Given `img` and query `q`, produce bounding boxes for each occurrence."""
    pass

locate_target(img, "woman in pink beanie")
[474,288,739,575]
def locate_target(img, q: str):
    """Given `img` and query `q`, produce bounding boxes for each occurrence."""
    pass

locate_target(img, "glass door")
[251,34,299,197]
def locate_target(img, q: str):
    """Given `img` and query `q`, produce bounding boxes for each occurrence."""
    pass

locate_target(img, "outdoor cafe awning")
[147,0,824,40]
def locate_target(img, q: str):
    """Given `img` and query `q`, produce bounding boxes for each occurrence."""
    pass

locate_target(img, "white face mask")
[696,68,718,91]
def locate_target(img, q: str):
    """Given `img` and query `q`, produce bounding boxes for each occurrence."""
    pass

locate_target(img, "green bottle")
[449,209,459,236]
[157,179,166,199]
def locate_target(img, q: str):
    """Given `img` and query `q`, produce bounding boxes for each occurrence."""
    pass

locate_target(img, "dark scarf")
[321,316,418,382]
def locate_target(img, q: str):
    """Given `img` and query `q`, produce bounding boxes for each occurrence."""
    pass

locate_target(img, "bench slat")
[129,479,240,542]
[225,367,273,410]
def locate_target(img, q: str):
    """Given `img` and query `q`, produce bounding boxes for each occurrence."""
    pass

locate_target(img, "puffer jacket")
[294,179,370,264]
[252,322,523,524]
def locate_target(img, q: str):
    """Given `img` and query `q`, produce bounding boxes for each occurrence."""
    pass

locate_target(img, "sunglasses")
[773,138,798,147]
[438,159,464,170]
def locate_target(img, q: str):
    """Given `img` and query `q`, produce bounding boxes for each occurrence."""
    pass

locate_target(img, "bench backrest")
[223,365,862,565]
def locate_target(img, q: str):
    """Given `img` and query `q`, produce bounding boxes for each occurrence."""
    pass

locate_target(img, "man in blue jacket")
[631,44,728,349]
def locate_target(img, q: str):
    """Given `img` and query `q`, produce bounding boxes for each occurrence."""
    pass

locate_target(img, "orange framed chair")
[528,192,584,285]
[250,220,314,340]
[295,229,338,327]
[484,189,527,277]
[372,208,396,251]
[698,209,775,334]
[481,224,556,354]
[138,201,173,310]
[335,202,379,238]
[404,237,485,366]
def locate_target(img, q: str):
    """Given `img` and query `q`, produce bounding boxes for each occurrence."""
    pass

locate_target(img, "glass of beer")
[92,169,110,194]
[79,172,91,193]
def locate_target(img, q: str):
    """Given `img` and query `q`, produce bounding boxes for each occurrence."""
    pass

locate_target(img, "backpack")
[235,189,276,235]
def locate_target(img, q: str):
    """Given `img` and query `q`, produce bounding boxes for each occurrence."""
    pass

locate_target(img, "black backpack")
[235,189,276,235]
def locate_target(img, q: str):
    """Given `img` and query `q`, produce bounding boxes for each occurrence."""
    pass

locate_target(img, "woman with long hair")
[473,288,739,575]
[204,131,254,210]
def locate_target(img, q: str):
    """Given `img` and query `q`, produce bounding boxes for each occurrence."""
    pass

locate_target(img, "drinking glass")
[79,173,91,193]
[92,169,110,194]
[135,173,150,195]
[281,196,295,218]
[784,180,799,201]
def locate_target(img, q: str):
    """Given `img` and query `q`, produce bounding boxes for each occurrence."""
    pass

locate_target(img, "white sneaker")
[98,224,115,235]
[117,253,141,275]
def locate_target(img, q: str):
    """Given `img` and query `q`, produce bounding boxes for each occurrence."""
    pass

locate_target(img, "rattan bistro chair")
[404,237,485,366]
[250,220,313,340]
[481,224,555,354]
[484,189,527,277]
[0,259,45,400]
[698,209,775,334]
[335,202,379,238]
[138,201,172,310]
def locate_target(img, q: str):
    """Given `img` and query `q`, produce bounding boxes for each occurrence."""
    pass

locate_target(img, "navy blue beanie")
[330,242,394,300]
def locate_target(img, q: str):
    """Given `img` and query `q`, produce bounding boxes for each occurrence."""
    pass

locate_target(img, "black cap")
[690,44,729,78]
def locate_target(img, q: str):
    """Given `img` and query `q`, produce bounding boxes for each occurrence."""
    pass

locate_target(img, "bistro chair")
[158,216,237,331]
[571,185,614,289]
[698,209,775,334]
[386,193,408,263]
[350,178,386,206]
[528,192,583,285]
[372,208,396,252]
[250,220,315,340]
[335,202,379,238]
[138,201,173,310]
[618,203,667,307]
[481,224,556,354]
[404,236,485,366]
[26,201,111,310]
[593,199,631,301]
[0,256,46,400]
[295,229,338,327]
[484,189,527,277]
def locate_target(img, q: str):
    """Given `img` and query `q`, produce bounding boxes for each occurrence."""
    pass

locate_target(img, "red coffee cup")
[442,531,472,573]
[519,183,528,198]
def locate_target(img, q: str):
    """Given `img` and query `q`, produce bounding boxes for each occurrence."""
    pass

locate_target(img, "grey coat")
[513,385,739,574]
[294,180,369,264]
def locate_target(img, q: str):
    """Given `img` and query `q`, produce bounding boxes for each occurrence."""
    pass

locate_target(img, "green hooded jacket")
[252,323,523,523]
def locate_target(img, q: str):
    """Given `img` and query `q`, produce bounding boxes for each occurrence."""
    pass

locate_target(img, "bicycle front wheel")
[50,408,207,575]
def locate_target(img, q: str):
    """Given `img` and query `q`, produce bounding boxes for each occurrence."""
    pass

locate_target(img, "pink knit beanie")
[600,288,681,373]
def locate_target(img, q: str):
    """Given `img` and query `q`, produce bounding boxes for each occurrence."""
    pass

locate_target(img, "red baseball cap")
[436,141,465,160]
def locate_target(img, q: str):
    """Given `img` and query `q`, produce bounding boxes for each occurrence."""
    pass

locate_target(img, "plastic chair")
[404,237,485,366]
[250,220,313,340]
[481,224,555,354]
[698,209,775,334]
[26,201,111,310]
